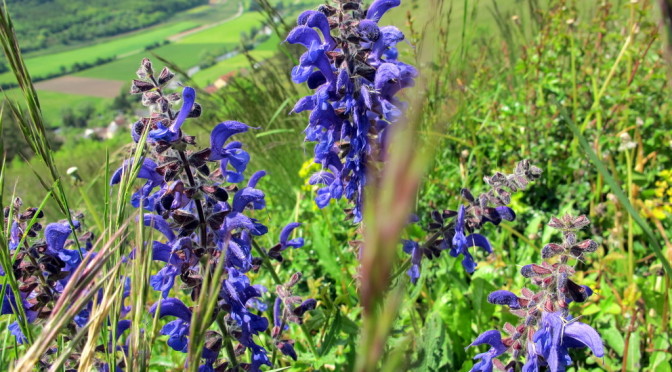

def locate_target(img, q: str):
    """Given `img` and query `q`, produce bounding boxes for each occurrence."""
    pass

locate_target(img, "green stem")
[625,149,634,283]
[216,314,240,371]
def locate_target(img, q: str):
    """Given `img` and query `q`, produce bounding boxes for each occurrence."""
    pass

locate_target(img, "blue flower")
[170,86,196,133]
[220,268,271,371]
[110,158,165,209]
[366,0,401,22]
[402,240,422,284]
[487,290,522,309]
[288,1,414,222]
[533,312,604,372]
[209,121,251,183]
[150,298,193,353]
[468,330,508,372]
[279,223,304,250]
[9,321,28,344]
[451,205,492,273]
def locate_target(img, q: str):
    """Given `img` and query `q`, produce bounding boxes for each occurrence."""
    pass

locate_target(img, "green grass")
[76,42,235,81]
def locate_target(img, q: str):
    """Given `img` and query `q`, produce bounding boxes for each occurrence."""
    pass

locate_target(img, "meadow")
[1,0,672,371]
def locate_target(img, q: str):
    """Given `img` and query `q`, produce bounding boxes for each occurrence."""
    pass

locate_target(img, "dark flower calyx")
[157,67,175,85]
[520,264,553,278]
[130,79,155,94]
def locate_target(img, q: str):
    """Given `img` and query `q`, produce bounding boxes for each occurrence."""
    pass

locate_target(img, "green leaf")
[319,308,342,356]
[626,331,641,371]
[650,336,672,371]
[416,312,449,371]
[602,322,624,356]
[309,223,341,281]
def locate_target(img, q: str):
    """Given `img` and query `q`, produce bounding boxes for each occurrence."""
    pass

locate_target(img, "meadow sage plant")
[0,198,127,368]
[403,160,541,283]
[469,214,604,372]
[111,58,315,371]
[287,0,417,222]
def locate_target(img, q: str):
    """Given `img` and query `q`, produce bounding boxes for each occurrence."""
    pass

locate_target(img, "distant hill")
[6,0,207,53]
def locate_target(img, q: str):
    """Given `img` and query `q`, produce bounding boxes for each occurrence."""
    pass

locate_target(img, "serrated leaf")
[310,223,341,281]
[416,312,448,371]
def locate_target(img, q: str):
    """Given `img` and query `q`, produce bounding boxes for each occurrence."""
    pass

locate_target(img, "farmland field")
[76,12,266,82]
[192,33,279,86]
[0,22,199,85]
[0,1,246,85]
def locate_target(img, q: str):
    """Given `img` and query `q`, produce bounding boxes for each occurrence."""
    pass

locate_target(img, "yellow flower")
[644,169,672,220]
[298,160,320,192]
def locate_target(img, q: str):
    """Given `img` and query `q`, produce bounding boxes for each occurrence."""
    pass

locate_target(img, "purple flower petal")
[232,187,265,213]
[366,0,401,22]
[465,234,492,254]
[247,170,267,188]
[45,222,72,251]
[286,26,321,49]
[487,290,521,309]
[280,223,301,245]
[150,297,192,322]
[143,214,175,241]
[209,121,250,161]
[563,320,604,358]
[170,86,196,133]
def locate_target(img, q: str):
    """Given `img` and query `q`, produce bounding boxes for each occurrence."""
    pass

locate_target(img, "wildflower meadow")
[0,0,671,371]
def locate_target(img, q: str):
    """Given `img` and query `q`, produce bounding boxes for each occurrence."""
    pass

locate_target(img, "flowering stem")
[215,312,239,371]
[176,150,208,251]
[250,240,319,357]
[391,223,453,280]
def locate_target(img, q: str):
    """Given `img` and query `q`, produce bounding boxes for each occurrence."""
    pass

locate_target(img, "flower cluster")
[271,272,317,361]
[469,214,604,372]
[112,58,315,371]
[0,198,130,368]
[643,169,672,220]
[403,160,542,283]
[287,0,417,222]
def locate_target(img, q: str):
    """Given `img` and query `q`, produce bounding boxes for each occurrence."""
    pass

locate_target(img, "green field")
[0,22,200,85]
[0,1,247,86]
[3,88,107,125]
[179,12,265,44]
[192,33,279,86]
[77,12,267,82]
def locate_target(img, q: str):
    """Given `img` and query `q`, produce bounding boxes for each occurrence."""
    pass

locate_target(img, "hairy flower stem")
[176,150,209,252]
[251,240,319,357]
[216,313,239,371]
